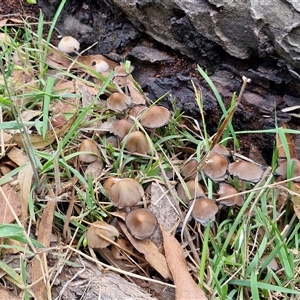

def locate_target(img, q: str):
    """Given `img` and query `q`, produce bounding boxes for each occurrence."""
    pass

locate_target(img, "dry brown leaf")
[128,81,146,105]
[31,201,56,300]
[46,48,73,70]
[161,226,207,300]
[148,182,181,246]
[6,147,28,166]
[118,220,172,280]
[0,285,22,300]
[76,55,118,73]
[0,184,21,224]
[13,111,78,149]
[276,123,297,159]
[17,163,33,226]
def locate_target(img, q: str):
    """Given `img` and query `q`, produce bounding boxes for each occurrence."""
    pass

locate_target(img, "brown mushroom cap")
[177,180,205,204]
[125,208,158,239]
[228,160,264,183]
[121,131,150,154]
[86,221,119,249]
[190,198,218,227]
[108,178,144,208]
[211,144,230,157]
[217,183,244,206]
[110,119,136,139]
[274,158,300,182]
[78,139,101,163]
[107,92,132,112]
[140,105,171,128]
[202,152,228,182]
[181,159,198,180]
[128,104,147,119]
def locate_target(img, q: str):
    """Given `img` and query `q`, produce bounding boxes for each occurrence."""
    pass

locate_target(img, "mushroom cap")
[108,178,144,208]
[125,208,158,239]
[128,104,147,119]
[202,152,228,181]
[121,131,150,154]
[110,119,136,139]
[86,221,119,249]
[190,198,218,227]
[177,180,205,204]
[140,105,171,128]
[274,158,300,182]
[107,92,132,112]
[217,183,244,206]
[78,139,100,163]
[211,144,230,157]
[181,159,198,180]
[57,36,80,54]
[228,160,264,183]
[92,59,110,73]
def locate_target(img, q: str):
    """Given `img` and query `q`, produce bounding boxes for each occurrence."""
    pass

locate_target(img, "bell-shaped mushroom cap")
[177,180,205,204]
[217,183,244,206]
[202,152,228,182]
[128,104,147,119]
[57,36,80,54]
[181,159,198,180]
[274,158,300,182]
[228,160,264,183]
[107,92,132,112]
[190,198,218,227]
[110,119,136,139]
[78,139,101,163]
[86,221,119,249]
[211,144,230,157]
[108,178,144,208]
[125,208,158,240]
[92,59,110,73]
[140,105,171,128]
[121,131,150,154]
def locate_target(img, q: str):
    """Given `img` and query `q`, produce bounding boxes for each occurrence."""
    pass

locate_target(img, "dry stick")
[67,246,175,288]
[210,76,251,151]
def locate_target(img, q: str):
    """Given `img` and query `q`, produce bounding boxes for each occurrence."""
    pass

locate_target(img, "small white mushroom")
[57,36,80,54]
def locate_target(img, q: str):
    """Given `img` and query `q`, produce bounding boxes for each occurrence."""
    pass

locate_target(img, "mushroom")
[125,208,158,240]
[128,104,147,119]
[190,198,218,227]
[228,160,265,183]
[92,59,110,73]
[57,36,80,54]
[106,92,132,112]
[217,183,244,206]
[111,238,133,260]
[202,152,228,182]
[121,131,150,155]
[86,221,119,249]
[181,159,198,180]
[140,105,171,129]
[106,178,144,208]
[177,180,205,204]
[274,158,300,182]
[78,139,101,163]
[110,119,136,139]
[211,144,230,157]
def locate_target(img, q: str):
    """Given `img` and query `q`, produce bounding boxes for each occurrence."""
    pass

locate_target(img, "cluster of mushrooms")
[54,35,272,249]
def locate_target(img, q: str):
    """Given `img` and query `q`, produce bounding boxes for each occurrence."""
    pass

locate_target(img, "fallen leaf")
[118,220,172,280]
[0,184,21,224]
[161,226,207,300]
[0,285,22,300]
[6,147,28,166]
[13,111,78,149]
